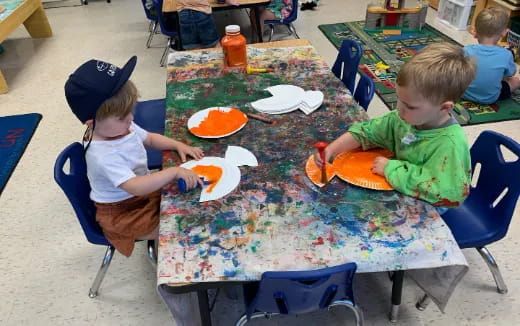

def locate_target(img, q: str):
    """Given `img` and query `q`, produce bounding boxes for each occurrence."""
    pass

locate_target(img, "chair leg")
[268,25,274,42]
[329,300,364,326]
[415,293,431,311]
[290,23,300,39]
[147,240,158,267]
[236,312,277,326]
[88,245,115,298]
[146,22,158,48]
[160,38,172,67]
[477,247,508,294]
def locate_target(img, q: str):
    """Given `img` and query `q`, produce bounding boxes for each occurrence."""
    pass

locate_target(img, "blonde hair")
[95,80,139,121]
[475,6,509,38]
[396,42,476,104]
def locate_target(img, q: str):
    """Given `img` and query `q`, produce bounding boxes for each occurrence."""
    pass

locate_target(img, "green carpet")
[319,21,520,126]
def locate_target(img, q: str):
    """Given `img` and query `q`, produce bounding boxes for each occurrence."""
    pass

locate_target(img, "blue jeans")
[179,9,219,50]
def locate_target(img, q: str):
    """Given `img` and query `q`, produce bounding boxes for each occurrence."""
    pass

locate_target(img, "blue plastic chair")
[442,131,520,293]
[353,73,375,111]
[264,0,300,42]
[140,0,159,48]
[133,98,166,170]
[54,143,156,298]
[331,39,362,94]
[152,0,180,66]
[236,262,363,325]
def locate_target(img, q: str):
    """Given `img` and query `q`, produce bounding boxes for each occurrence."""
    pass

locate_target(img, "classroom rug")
[0,113,42,195]
[318,21,520,126]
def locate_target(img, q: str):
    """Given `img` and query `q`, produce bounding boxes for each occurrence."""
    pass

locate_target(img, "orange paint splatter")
[312,236,324,245]
[192,165,223,193]
[333,148,393,190]
[190,108,247,137]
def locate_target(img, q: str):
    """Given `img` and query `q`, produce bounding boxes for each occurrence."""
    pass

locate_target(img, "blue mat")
[0,113,42,195]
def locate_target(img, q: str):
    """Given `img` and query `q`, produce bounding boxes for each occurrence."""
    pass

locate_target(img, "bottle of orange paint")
[221,25,247,68]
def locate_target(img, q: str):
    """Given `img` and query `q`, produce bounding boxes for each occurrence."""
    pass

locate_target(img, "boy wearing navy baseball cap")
[64,56,204,257]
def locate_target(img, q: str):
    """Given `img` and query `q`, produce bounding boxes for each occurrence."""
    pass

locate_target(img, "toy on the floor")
[374,61,390,76]
[365,0,427,33]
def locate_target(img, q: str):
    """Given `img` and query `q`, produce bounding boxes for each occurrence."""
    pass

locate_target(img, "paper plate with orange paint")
[332,149,394,191]
[305,155,335,187]
[187,107,248,138]
[181,157,241,202]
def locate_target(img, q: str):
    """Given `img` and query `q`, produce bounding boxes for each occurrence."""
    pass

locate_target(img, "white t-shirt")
[85,122,150,203]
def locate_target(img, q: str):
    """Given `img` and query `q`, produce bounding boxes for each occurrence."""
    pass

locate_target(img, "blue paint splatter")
[224,270,237,277]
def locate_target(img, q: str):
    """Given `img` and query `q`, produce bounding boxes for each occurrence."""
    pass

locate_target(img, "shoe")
[300,2,312,11]
[309,2,317,9]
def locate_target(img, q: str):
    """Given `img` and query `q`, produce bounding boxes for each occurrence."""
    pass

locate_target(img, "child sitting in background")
[315,43,476,210]
[177,0,239,50]
[463,6,520,104]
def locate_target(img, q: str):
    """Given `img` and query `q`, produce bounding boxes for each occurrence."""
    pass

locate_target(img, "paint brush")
[178,177,212,193]
[246,112,274,124]
[246,66,274,74]
[314,141,328,184]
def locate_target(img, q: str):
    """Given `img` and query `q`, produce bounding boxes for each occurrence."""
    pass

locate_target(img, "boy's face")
[396,85,453,130]
[94,112,134,139]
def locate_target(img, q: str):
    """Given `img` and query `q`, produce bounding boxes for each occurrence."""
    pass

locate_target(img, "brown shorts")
[95,190,161,257]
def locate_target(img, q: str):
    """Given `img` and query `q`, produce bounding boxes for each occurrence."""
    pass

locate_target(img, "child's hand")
[176,144,204,162]
[226,0,240,6]
[371,156,389,176]
[176,168,203,189]
[313,149,331,168]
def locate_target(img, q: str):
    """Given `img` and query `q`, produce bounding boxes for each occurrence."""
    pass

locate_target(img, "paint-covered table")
[158,40,468,324]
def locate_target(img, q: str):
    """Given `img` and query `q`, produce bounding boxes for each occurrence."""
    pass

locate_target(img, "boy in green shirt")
[316,43,477,208]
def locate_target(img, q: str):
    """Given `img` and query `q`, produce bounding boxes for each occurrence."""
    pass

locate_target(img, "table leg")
[0,70,7,94]
[253,7,263,43]
[389,270,404,323]
[23,5,53,38]
[197,289,212,326]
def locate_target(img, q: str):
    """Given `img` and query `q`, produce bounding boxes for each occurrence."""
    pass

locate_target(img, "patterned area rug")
[319,21,520,126]
[0,113,42,195]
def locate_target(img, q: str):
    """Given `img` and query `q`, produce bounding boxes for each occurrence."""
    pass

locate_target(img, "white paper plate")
[181,157,241,202]
[251,85,305,114]
[187,107,248,138]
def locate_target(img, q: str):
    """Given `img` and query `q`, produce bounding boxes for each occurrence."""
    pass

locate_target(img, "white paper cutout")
[225,146,259,167]
[181,146,258,202]
[250,85,324,115]
[187,107,248,138]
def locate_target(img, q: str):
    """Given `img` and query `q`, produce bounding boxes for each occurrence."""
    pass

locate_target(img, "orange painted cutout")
[189,108,247,137]
[333,148,394,191]
[192,165,223,193]
[305,155,335,186]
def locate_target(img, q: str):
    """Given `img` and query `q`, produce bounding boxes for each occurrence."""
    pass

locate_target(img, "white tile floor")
[1,0,519,325]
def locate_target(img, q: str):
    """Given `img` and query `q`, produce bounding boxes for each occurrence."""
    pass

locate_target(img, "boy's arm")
[144,132,204,162]
[323,132,361,162]
[119,166,202,196]
[505,51,517,77]
[348,111,399,151]
[383,143,470,207]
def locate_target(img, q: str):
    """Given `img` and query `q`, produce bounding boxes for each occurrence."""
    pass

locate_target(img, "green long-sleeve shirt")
[348,111,471,207]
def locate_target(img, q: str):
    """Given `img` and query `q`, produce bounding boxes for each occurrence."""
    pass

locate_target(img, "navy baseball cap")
[65,56,137,123]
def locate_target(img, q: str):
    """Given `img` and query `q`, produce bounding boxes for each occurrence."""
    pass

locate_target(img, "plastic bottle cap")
[225,25,241,34]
